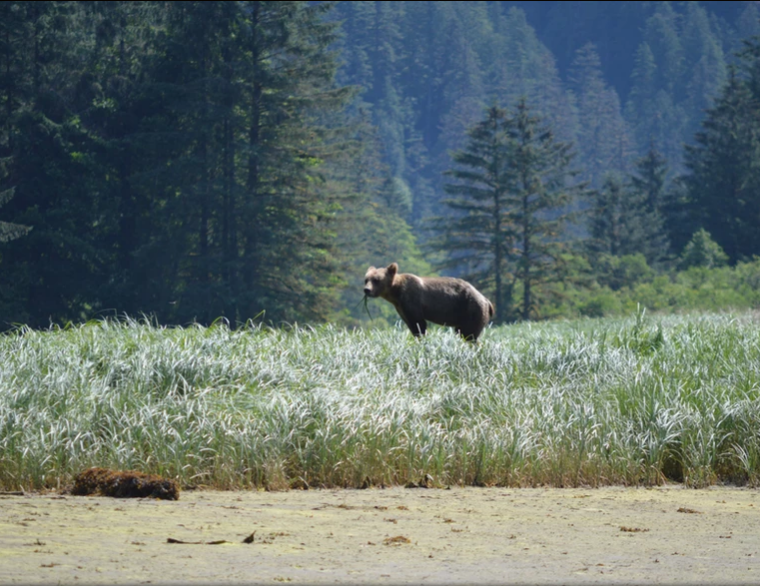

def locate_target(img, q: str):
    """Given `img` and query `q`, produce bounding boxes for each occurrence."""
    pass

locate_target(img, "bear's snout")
[363,286,373,297]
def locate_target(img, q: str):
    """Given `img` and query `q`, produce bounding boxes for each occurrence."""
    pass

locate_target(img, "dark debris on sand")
[71,467,179,500]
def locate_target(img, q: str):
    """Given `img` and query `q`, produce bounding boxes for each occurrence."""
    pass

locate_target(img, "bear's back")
[413,276,489,327]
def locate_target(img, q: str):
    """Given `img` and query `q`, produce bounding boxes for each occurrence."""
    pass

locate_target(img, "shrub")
[678,229,729,270]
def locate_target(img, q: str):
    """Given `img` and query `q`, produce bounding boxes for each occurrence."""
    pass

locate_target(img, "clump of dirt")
[71,467,179,500]
[383,535,411,545]
[677,506,702,514]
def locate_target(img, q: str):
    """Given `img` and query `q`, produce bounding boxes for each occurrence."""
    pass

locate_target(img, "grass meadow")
[2,310,760,491]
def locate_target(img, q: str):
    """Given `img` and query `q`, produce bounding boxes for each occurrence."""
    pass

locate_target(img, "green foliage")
[577,289,623,319]
[588,173,646,258]
[678,229,729,270]
[332,1,578,231]
[568,43,628,188]
[625,42,658,154]
[0,1,394,329]
[0,1,759,330]
[147,1,359,325]
[623,2,727,171]
[432,104,515,323]
[681,2,728,141]
[594,253,655,292]
[434,99,587,322]
[332,111,433,328]
[629,146,671,264]
[586,150,671,268]
[507,99,589,320]
[582,258,760,319]
[0,188,30,243]
[682,66,760,264]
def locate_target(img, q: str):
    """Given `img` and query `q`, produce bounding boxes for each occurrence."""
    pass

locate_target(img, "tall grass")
[2,311,760,490]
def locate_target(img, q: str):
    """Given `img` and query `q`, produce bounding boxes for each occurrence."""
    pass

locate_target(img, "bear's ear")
[387,262,398,277]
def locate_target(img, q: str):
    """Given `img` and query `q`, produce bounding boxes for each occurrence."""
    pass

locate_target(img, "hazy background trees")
[1,0,760,329]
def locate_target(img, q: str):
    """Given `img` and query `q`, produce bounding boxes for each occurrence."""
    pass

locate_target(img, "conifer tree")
[624,42,658,155]
[507,99,587,320]
[628,145,670,264]
[678,228,728,270]
[643,2,683,97]
[683,67,760,264]
[76,1,165,317]
[682,3,727,143]
[436,99,586,322]
[139,1,356,325]
[0,1,106,327]
[588,149,669,268]
[588,174,628,258]
[568,43,630,187]
[734,4,760,58]
[0,2,34,245]
[434,105,514,323]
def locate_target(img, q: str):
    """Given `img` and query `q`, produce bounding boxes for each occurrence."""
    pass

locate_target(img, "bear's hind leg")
[457,318,484,342]
[458,329,480,343]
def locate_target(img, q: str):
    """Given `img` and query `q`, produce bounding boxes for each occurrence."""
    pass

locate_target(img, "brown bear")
[363,263,494,342]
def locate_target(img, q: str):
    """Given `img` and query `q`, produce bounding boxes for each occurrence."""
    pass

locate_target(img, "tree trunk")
[243,1,263,319]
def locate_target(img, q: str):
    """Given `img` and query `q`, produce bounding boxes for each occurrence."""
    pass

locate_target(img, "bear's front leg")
[393,304,427,337]
[404,314,427,337]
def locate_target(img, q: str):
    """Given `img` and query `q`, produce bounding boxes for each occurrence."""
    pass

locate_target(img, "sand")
[2,484,760,584]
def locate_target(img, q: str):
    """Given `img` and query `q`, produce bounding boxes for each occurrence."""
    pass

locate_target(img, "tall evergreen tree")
[683,67,760,264]
[433,105,514,323]
[435,98,586,322]
[75,1,165,317]
[624,42,658,155]
[494,7,574,145]
[624,38,687,172]
[628,145,670,264]
[507,98,587,320]
[682,2,727,143]
[149,1,241,323]
[587,146,669,268]
[238,1,355,324]
[0,1,108,328]
[733,3,760,59]
[568,43,630,187]
[0,1,34,245]
[587,173,631,258]
[131,1,357,325]
[643,2,683,97]
[0,1,398,329]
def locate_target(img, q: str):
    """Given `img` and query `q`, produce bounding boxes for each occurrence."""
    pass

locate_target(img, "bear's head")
[363,263,398,299]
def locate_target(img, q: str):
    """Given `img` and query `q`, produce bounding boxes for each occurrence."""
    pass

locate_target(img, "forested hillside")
[333,1,759,218]
[2,1,760,329]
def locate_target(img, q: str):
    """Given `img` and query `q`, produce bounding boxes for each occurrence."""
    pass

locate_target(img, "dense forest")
[2,0,760,329]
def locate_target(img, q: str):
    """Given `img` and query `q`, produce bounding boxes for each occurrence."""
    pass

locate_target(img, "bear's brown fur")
[363,263,494,342]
